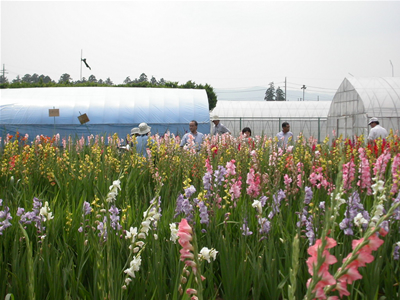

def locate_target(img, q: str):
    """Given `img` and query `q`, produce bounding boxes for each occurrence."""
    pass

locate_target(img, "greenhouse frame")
[327,77,400,138]
[0,87,210,141]
[210,101,332,142]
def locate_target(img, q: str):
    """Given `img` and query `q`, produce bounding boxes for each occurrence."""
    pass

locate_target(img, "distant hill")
[214,86,334,102]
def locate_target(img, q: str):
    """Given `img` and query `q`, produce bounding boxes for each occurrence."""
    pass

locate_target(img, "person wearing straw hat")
[210,115,230,135]
[135,122,152,157]
[367,117,388,142]
[130,127,140,137]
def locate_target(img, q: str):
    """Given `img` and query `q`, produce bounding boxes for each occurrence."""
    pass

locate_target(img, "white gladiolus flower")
[375,204,384,216]
[140,219,151,234]
[39,201,54,221]
[252,200,262,214]
[109,179,121,191]
[199,247,218,263]
[138,233,146,239]
[135,241,145,248]
[354,213,368,227]
[125,227,138,244]
[124,256,142,278]
[170,223,178,243]
[372,180,385,195]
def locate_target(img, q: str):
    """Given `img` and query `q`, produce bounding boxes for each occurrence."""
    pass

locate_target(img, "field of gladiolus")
[1,131,400,300]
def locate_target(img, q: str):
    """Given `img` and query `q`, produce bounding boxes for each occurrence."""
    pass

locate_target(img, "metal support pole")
[80,49,83,81]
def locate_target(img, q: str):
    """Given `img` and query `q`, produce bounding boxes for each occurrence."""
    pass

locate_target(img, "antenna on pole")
[301,85,307,101]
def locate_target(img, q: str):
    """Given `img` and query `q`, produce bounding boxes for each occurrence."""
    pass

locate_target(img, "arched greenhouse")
[211,101,332,142]
[327,77,400,138]
[0,87,210,141]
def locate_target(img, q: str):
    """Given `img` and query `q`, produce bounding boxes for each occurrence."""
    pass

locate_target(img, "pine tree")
[276,86,286,101]
[264,82,275,101]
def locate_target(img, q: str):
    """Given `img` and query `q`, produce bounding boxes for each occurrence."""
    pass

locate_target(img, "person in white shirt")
[210,115,231,135]
[368,117,388,142]
[276,122,293,147]
[180,120,204,151]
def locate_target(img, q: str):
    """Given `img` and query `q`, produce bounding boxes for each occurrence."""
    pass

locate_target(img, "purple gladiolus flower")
[174,194,185,218]
[258,217,271,235]
[199,201,209,225]
[394,245,400,260]
[203,172,213,192]
[83,201,92,215]
[305,215,315,245]
[185,185,196,198]
[339,191,367,235]
[259,196,268,207]
[109,205,122,231]
[0,205,12,235]
[268,190,285,219]
[214,166,227,185]
[240,218,253,236]
[304,186,313,204]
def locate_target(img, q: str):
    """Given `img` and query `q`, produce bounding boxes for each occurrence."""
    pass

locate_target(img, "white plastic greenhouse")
[0,87,210,141]
[211,101,332,142]
[327,77,400,138]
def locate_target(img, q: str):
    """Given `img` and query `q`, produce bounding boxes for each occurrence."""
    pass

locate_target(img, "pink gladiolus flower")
[338,232,385,287]
[333,280,350,298]
[186,288,197,295]
[246,168,261,198]
[357,148,372,195]
[342,159,356,191]
[337,266,362,284]
[229,178,242,204]
[373,150,391,180]
[177,219,197,274]
[306,237,337,299]
[284,174,292,186]
[205,158,213,174]
[390,154,400,195]
[226,159,236,176]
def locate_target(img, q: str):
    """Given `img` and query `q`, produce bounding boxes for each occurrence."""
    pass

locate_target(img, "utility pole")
[301,85,307,101]
[390,60,394,77]
[284,77,287,101]
[1,64,8,83]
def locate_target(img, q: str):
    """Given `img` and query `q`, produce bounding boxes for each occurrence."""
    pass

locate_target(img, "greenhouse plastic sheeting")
[327,77,400,138]
[211,100,332,141]
[0,87,210,141]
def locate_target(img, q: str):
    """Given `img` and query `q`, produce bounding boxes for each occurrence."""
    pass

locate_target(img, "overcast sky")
[1,1,400,98]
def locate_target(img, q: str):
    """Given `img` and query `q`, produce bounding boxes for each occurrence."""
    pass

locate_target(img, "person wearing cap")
[276,122,293,148]
[210,115,231,135]
[180,120,204,151]
[135,122,152,157]
[367,117,388,142]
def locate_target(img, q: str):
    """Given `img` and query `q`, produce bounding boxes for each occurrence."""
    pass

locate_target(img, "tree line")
[0,73,217,110]
[264,82,286,101]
